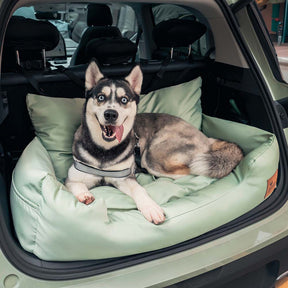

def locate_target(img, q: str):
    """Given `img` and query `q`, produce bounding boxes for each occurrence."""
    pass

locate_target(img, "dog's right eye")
[97,94,105,102]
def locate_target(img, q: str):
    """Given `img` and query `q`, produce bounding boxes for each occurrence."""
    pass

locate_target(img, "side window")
[152,4,213,60]
[257,1,288,83]
[112,4,138,41]
[153,4,196,24]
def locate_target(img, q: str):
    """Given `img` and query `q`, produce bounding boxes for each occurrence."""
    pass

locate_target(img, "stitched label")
[265,169,278,199]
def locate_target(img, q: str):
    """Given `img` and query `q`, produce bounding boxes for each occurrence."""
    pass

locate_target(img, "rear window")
[11,2,213,67]
[13,3,138,66]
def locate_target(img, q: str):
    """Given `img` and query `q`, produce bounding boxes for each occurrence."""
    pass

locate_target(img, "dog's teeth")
[103,125,116,138]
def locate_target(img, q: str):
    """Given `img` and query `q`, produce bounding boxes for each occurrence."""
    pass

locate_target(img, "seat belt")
[132,26,143,63]
[0,91,8,125]
[53,65,85,89]
[16,64,45,95]
[145,57,171,92]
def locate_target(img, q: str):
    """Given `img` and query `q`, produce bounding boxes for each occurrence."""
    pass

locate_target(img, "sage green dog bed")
[10,78,279,261]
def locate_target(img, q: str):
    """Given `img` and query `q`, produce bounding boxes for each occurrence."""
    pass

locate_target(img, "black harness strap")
[16,64,45,95]
[54,65,85,88]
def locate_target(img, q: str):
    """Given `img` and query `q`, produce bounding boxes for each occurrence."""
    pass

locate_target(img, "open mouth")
[101,125,124,143]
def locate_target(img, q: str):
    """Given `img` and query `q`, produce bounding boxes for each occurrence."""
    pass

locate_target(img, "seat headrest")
[5,16,59,51]
[85,37,137,65]
[153,19,206,48]
[3,16,60,72]
[87,4,113,27]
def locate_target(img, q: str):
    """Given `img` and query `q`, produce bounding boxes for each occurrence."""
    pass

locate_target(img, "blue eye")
[97,94,105,102]
[121,97,128,104]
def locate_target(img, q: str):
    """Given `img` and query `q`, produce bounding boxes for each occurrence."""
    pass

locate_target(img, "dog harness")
[74,159,132,178]
[73,133,141,178]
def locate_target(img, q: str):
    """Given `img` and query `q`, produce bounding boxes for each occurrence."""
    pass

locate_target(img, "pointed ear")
[125,65,143,95]
[85,61,104,90]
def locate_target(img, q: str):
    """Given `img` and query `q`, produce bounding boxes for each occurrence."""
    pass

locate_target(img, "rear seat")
[0,15,212,181]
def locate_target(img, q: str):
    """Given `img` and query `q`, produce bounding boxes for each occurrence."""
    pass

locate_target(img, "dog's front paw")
[77,192,95,205]
[138,200,165,225]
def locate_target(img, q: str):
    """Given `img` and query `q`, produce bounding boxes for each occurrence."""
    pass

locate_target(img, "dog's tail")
[189,140,244,179]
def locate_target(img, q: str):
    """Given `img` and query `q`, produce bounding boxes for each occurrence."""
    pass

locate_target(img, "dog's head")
[84,61,142,148]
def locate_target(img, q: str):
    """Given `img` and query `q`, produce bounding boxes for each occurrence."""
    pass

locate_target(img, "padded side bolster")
[10,137,55,253]
[10,177,40,253]
[202,114,276,154]
[202,114,279,185]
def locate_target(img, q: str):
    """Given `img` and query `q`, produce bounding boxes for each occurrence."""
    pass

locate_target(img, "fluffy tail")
[190,140,244,179]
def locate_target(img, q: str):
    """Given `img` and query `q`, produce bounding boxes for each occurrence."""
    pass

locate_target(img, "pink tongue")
[115,125,124,143]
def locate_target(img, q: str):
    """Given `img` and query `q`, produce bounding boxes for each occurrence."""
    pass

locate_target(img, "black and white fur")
[65,62,243,224]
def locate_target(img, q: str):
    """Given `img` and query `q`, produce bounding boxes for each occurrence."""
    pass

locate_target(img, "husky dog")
[65,61,243,224]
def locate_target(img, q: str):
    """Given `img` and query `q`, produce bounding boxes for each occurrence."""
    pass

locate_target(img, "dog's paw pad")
[77,192,95,205]
[139,203,165,225]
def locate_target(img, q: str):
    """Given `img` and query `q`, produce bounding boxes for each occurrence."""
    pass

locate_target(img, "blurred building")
[257,0,288,43]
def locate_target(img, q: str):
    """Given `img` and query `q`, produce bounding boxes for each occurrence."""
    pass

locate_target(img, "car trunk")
[0,0,287,281]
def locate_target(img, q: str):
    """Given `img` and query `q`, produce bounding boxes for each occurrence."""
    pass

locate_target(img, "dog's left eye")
[121,97,128,104]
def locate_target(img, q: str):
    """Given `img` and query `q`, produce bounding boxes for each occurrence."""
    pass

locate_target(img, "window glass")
[257,1,288,82]
[13,3,138,66]
[153,4,196,24]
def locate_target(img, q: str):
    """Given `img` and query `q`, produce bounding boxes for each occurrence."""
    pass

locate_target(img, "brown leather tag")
[265,169,278,199]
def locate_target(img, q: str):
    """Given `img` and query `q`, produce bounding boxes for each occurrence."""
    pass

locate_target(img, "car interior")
[0,0,284,279]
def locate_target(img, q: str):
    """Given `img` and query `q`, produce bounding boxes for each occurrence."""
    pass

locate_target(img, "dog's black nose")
[104,109,118,122]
